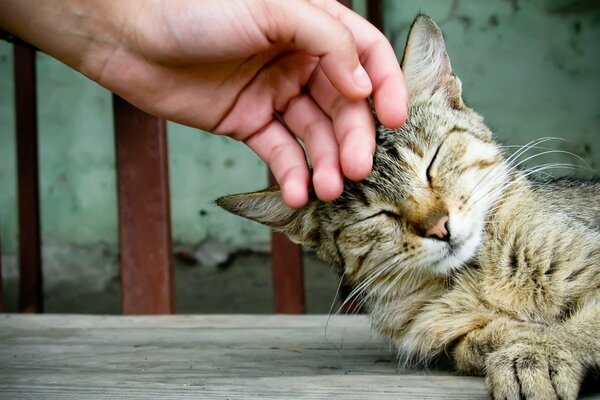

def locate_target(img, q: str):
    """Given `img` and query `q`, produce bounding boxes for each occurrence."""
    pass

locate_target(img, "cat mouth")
[449,238,467,254]
[443,232,480,266]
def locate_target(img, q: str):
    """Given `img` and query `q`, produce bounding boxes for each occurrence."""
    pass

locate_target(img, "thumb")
[257,0,372,99]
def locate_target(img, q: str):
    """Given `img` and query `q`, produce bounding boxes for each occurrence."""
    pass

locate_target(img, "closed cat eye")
[380,210,402,219]
[340,210,401,229]
[426,143,443,183]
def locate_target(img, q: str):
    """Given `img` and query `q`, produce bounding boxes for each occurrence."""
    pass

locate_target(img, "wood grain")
[0,314,490,399]
[2,315,598,399]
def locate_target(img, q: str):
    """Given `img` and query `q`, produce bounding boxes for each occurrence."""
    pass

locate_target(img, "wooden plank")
[14,44,43,313]
[0,314,495,399]
[113,95,174,315]
[367,0,384,32]
[268,174,305,314]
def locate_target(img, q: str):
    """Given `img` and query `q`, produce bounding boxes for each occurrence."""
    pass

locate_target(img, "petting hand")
[0,0,407,207]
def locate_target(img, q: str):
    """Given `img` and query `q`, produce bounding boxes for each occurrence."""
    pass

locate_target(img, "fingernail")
[353,65,372,91]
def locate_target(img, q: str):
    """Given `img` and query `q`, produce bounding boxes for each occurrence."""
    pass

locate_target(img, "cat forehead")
[376,103,489,149]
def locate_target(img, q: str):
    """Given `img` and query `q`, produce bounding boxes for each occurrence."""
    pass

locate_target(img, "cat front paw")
[484,342,584,400]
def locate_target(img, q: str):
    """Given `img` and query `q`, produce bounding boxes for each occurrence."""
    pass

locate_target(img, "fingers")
[283,94,344,201]
[214,52,317,138]
[309,68,375,181]
[254,0,405,185]
[257,0,372,99]
[221,0,408,204]
[307,0,408,128]
[361,40,408,128]
[244,120,310,208]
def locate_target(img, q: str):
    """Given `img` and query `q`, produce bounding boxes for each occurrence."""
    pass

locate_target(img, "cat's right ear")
[401,14,464,109]
[216,187,320,247]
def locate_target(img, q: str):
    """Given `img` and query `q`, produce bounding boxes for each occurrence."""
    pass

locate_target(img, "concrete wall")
[0,47,271,255]
[1,1,599,312]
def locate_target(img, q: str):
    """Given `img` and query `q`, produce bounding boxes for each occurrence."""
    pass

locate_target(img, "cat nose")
[425,215,450,241]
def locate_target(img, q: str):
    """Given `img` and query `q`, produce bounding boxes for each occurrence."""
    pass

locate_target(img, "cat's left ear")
[401,15,465,109]
[216,187,320,247]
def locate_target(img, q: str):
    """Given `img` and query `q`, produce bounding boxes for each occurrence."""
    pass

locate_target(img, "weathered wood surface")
[0,315,598,399]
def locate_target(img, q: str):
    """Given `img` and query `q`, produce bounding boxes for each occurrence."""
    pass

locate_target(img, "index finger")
[309,0,408,128]
[256,0,373,100]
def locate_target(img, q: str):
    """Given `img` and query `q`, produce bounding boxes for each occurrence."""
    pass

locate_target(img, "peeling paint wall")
[1,2,599,259]
[384,0,600,173]
[0,47,271,256]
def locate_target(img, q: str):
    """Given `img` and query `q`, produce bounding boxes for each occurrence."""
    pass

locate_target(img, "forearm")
[0,0,129,80]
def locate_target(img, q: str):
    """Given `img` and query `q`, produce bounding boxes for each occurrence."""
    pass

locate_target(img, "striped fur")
[218,15,600,400]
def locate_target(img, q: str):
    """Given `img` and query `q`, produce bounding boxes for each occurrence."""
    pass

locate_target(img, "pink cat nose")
[426,215,450,242]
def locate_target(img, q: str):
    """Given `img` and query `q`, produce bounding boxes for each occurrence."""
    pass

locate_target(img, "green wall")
[1,0,599,256]
[0,48,271,254]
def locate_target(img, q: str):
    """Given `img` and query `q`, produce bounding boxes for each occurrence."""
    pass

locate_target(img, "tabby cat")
[217,15,600,400]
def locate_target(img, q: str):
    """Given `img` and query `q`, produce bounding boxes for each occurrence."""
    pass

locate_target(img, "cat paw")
[484,342,584,400]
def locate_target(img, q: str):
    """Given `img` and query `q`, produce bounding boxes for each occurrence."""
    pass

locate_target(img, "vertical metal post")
[113,95,174,314]
[14,44,42,313]
[0,236,3,312]
[367,0,384,32]
[269,174,305,314]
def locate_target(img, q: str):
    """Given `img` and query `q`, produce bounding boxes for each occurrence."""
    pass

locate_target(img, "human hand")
[1,0,407,207]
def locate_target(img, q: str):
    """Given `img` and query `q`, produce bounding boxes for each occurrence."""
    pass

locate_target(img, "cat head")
[217,15,509,282]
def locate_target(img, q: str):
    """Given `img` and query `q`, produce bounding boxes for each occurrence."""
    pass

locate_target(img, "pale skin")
[0,0,408,207]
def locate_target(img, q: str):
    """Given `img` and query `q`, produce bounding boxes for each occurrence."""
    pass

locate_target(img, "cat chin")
[434,229,482,275]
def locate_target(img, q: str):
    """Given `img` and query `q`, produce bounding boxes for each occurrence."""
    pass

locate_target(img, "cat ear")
[216,187,320,247]
[401,15,464,109]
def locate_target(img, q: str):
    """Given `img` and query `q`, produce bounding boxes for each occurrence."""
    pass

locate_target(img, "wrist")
[0,0,130,81]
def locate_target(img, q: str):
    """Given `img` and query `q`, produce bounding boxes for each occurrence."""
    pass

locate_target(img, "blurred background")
[1,0,599,313]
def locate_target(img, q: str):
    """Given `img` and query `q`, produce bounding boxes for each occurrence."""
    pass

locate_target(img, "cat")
[217,15,600,400]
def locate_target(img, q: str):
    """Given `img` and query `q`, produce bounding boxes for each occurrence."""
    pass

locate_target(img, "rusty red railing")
[0,0,384,314]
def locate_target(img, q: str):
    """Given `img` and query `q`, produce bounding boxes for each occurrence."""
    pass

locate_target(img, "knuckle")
[304,118,330,141]
[333,25,356,54]
[269,143,289,164]
[330,95,347,117]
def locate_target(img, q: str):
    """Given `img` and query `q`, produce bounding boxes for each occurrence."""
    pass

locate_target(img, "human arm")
[0,0,408,206]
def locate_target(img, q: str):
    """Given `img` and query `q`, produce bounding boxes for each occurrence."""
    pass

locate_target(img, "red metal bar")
[271,231,305,314]
[14,45,43,313]
[113,95,174,314]
[367,0,384,31]
[0,237,3,312]
[269,174,305,314]
[266,0,353,314]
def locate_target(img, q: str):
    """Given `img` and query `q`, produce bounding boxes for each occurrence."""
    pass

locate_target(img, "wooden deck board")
[0,315,598,399]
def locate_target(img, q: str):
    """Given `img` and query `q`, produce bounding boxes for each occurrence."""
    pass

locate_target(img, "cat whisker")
[503,137,565,167]
[492,140,557,188]
[341,250,425,316]
[517,164,583,183]
[478,163,586,224]
[353,261,409,307]
[335,255,403,315]
[324,274,347,344]
[494,139,572,185]
[467,166,512,210]
[508,149,590,173]
[363,263,419,313]
[471,159,588,213]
